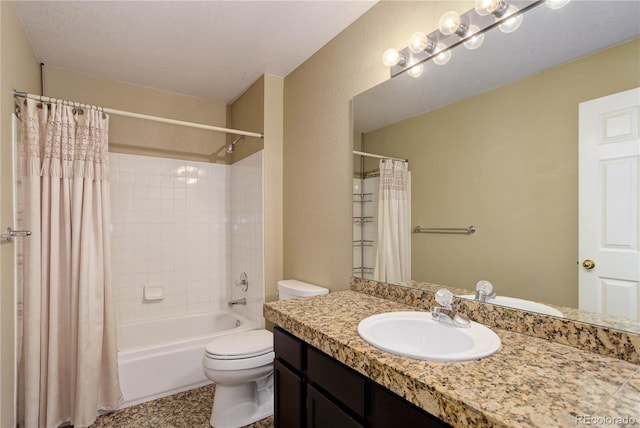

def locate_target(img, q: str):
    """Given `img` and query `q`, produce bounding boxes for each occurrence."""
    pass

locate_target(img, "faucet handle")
[435,288,454,309]
[476,280,493,294]
[475,280,495,302]
[235,272,249,292]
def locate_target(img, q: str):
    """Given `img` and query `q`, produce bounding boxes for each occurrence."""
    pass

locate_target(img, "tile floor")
[90,384,274,428]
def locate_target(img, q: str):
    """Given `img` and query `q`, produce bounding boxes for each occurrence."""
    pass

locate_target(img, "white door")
[579,87,640,320]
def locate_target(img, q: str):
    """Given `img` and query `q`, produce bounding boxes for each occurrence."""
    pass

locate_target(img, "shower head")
[226,135,245,154]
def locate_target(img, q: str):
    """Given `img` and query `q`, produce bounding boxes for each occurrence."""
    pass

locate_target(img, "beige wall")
[0,2,40,425]
[44,67,228,162]
[283,1,473,290]
[229,74,284,301]
[362,38,640,307]
[263,75,284,301]
[229,76,265,162]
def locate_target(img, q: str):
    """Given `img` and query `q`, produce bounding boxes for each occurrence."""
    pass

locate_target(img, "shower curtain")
[374,159,411,283]
[17,98,122,427]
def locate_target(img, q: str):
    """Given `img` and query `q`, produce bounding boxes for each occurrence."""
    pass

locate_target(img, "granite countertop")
[264,290,640,428]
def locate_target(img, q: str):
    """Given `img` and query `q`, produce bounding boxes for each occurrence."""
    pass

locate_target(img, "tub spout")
[228,298,247,307]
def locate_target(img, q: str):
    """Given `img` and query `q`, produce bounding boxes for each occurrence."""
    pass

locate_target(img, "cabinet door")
[307,384,364,428]
[369,383,451,428]
[274,359,304,428]
[274,326,305,371]
[307,347,365,417]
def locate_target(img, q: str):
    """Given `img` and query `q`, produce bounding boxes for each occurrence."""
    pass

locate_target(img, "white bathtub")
[117,311,257,408]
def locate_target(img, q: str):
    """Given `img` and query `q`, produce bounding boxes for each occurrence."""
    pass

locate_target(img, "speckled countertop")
[264,290,640,428]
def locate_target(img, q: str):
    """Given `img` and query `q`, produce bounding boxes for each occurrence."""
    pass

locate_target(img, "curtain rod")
[353,150,407,163]
[13,90,264,139]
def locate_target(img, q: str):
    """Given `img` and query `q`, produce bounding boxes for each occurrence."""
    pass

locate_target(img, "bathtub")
[117,311,257,408]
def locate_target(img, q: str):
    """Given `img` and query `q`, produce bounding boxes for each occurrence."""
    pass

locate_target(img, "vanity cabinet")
[273,327,450,428]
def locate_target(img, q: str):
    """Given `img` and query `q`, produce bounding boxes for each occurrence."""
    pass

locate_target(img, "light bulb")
[498,5,523,33]
[439,11,463,36]
[475,0,508,16]
[545,0,570,9]
[409,32,428,53]
[382,48,405,67]
[463,25,484,50]
[432,43,451,65]
[407,63,424,78]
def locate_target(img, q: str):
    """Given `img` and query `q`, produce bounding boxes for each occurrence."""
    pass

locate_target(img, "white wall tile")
[229,151,264,327]
[110,151,264,325]
[110,153,233,323]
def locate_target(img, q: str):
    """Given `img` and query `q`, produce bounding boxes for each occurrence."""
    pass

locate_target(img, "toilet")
[202,279,328,428]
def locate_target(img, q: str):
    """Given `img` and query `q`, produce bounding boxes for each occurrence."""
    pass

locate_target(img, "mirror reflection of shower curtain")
[17,98,122,427]
[374,159,411,283]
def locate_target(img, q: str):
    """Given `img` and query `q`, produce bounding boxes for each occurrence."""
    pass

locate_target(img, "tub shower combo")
[109,150,265,409]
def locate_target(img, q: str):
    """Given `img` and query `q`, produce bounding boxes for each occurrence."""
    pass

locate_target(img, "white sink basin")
[458,295,563,318]
[357,311,501,362]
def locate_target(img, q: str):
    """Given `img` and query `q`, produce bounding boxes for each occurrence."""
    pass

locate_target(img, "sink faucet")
[475,280,496,303]
[228,298,247,307]
[431,289,470,328]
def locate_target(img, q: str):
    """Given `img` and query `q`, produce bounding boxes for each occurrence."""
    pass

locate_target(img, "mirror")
[352,1,640,332]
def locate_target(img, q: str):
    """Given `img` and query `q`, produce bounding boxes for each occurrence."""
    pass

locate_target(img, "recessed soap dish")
[144,285,164,301]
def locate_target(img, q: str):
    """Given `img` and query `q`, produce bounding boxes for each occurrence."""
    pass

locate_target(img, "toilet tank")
[277,279,329,301]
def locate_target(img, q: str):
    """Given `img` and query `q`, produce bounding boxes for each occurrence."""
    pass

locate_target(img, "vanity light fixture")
[475,0,523,34]
[382,0,571,79]
[408,32,451,66]
[474,0,510,17]
[438,11,468,37]
[439,11,486,48]
[408,32,435,54]
[382,48,406,67]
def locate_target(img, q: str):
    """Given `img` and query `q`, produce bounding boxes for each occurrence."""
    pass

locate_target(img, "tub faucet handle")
[235,272,249,292]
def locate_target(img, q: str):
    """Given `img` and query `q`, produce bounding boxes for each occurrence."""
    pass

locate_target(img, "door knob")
[582,259,596,270]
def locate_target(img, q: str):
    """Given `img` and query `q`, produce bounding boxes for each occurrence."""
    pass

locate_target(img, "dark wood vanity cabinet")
[273,327,451,428]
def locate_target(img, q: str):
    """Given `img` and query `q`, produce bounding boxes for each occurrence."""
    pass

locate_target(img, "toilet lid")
[205,330,273,357]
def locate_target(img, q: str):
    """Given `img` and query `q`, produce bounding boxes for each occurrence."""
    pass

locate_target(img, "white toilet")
[202,279,329,428]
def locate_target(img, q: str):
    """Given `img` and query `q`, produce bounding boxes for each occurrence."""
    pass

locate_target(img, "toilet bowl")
[202,279,328,427]
[203,330,274,428]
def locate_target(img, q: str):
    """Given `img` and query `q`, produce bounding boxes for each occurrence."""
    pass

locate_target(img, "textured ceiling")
[15,0,377,103]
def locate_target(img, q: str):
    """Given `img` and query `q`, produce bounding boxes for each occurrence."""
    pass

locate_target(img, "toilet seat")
[205,329,273,358]
[204,350,275,371]
[203,329,274,371]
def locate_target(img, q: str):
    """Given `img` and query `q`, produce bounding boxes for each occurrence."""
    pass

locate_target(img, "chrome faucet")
[431,289,470,328]
[228,298,247,307]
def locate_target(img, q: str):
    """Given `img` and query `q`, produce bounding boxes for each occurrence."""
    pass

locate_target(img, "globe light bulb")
[408,32,428,54]
[475,0,508,16]
[432,43,451,65]
[498,5,523,33]
[439,11,463,36]
[463,25,484,50]
[407,63,424,78]
[545,0,570,9]
[382,48,405,67]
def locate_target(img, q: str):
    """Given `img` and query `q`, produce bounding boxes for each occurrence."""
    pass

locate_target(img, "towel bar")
[412,225,476,234]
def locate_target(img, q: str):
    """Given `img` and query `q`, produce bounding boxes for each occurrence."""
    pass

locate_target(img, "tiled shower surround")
[109,152,263,325]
